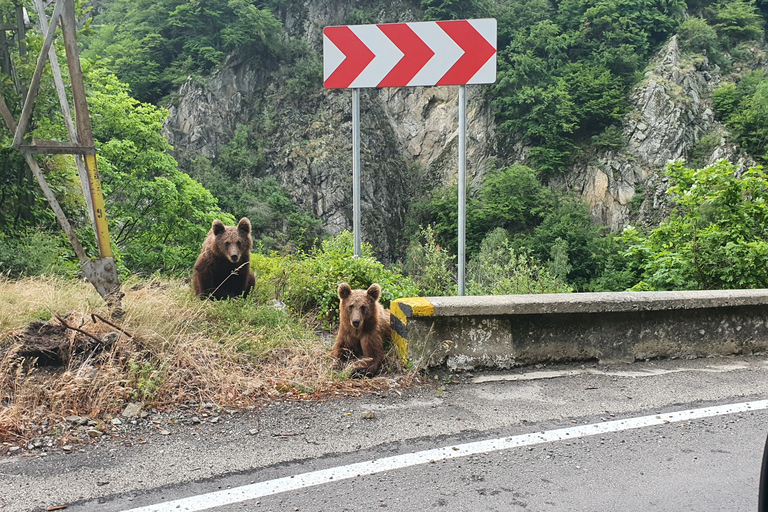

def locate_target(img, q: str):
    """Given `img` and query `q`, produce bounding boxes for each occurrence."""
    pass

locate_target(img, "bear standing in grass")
[332,283,391,377]
[192,218,256,300]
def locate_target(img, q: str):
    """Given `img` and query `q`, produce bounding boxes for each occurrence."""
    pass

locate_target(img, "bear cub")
[332,282,391,377]
[192,218,256,300]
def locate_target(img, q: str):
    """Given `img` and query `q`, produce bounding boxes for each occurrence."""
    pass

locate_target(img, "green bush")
[0,230,75,277]
[265,231,420,328]
[466,228,572,295]
[621,160,768,290]
[677,17,718,53]
[404,225,457,296]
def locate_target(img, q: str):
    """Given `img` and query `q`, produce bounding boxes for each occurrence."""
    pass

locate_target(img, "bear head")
[210,218,252,264]
[338,282,381,330]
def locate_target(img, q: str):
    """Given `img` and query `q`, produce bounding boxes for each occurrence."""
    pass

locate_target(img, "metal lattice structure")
[0,0,122,311]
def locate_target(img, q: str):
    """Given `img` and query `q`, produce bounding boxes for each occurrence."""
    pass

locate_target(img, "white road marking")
[471,362,759,383]
[120,399,768,512]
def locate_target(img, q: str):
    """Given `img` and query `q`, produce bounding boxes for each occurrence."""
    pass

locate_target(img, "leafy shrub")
[268,231,420,328]
[0,230,74,277]
[621,160,768,290]
[404,225,456,296]
[466,228,572,295]
[677,17,718,53]
[592,124,625,149]
[708,0,765,44]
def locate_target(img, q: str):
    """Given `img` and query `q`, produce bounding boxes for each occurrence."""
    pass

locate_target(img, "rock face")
[556,36,751,230]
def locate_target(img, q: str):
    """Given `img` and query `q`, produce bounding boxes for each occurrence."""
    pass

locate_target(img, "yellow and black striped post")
[390,298,435,365]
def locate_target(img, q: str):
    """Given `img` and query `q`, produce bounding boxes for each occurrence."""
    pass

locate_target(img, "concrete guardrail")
[390,289,768,370]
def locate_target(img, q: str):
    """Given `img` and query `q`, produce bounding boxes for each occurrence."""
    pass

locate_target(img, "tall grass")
[0,274,410,443]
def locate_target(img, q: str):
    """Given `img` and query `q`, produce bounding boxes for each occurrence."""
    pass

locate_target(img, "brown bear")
[192,218,256,300]
[332,282,391,377]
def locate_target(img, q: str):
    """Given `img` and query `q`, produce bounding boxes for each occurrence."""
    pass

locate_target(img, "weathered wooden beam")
[11,0,64,148]
[0,24,16,31]
[33,0,95,223]
[0,92,17,132]
[19,141,96,154]
[61,0,113,260]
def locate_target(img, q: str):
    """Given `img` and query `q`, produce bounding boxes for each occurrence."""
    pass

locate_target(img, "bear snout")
[229,253,239,262]
[351,319,361,328]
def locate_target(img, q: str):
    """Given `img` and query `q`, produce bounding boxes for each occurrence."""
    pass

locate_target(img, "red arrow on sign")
[436,20,497,86]
[323,26,376,89]
[377,23,435,88]
[323,19,496,89]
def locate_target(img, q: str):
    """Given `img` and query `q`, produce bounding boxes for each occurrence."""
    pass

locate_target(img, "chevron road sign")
[323,18,497,89]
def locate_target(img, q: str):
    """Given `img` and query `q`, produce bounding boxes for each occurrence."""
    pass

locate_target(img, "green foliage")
[410,181,480,256]
[466,228,573,295]
[493,0,685,172]
[592,124,625,149]
[708,0,765,44]
[583,232,640,292]
[512,196,606,289]
[676,17,719,53]
[476,164,551,234]
[726,80,768,164]
[422,0,491,20]
[404,225,456,296]
[713,71,768,165]
[0,229,75,277]
[411,163,606,290]
[81,0,282,103]
[622,160,768,290]
[127,359,166,401]
[262,231,420,328]
[687,132,722,169]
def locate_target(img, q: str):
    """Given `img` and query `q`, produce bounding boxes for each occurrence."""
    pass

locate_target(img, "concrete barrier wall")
[390,290,768,370]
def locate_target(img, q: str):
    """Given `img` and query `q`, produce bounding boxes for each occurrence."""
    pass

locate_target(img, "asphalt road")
[2,355,768,512]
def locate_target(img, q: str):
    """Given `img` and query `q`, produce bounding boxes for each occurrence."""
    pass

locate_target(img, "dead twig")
[210,261,249,298]
[91,313,133,338]
[54,314,102,346]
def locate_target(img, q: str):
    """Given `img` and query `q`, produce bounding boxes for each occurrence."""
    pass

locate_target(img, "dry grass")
[0,275,418,444]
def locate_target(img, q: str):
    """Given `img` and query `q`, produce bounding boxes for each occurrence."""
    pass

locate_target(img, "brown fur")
[331,283,391,377]
[192,218,256,300]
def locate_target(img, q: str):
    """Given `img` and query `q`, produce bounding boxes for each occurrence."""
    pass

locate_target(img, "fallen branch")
[91,313,132,338]
[54,314,102,346]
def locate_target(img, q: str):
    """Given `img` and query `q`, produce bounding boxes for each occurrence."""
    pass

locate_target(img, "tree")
[623,160,768,290]
[709,0,765,44]
[421,0,491,20]
[81,0,282,103]
[86,67,227,274]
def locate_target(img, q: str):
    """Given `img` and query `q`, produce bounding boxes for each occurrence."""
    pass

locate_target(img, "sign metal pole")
[458,85,467,296]
[352,88,361,258]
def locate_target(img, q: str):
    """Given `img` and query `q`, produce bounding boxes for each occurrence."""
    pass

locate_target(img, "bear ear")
[367,283,381,301]
[338,283,352,300]
[237,217,251,235]
[212,219,226,236]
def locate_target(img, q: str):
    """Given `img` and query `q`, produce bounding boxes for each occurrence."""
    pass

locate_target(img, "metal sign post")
[457,84,467,295]
[352,88,361,257]
[324,19,496,292]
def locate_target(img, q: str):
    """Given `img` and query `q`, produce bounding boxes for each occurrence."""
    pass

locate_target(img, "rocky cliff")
[554,35,755,231]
